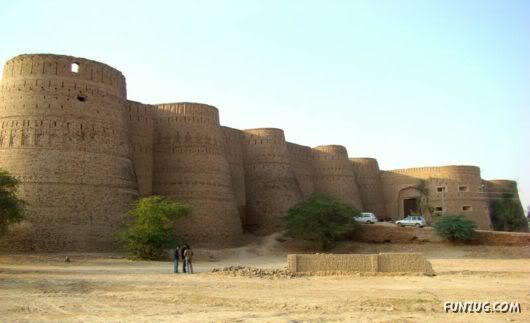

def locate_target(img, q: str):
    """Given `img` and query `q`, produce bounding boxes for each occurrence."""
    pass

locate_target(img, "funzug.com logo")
[444,301,521,313]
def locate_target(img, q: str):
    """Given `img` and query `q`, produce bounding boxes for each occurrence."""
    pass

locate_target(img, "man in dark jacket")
[173,246,181,273]
[180,244,189,273]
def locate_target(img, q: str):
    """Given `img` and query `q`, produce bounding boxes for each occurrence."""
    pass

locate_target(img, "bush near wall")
[118,196,191,260]
[490,187,528,232]
[433,214,477,242]
[283,194,360,250]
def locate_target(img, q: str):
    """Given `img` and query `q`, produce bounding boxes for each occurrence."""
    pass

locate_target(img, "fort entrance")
[403,198,419,217]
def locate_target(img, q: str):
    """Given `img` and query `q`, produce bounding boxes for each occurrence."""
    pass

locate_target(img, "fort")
[0,54,525,251]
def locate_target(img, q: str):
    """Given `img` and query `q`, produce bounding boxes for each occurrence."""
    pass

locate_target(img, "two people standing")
[173,244,193,274]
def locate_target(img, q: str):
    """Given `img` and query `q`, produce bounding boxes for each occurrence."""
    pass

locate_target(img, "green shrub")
[490,187,528,232]
[433,214,477,242]
[0,168,27,237]
[119,196,191,260]
[283,193,360,250]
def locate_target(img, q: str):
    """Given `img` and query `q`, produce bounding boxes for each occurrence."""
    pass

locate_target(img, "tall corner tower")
[0,54,137,251]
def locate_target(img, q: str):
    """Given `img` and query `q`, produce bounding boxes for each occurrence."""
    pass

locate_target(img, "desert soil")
[0,239,529,322]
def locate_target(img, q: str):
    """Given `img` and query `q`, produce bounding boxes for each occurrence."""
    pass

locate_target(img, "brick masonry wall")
[287,253,434,274]
[355,224,530,245]
[0,54,137,251]
[242,128,303,234]
[127,100,155,196]
[286,142,315,198]
[152,103,243,245]
[350,158,387,218]
[380,166,492,229]
[0,53,523,251]
[312,145,363,210]
[221,126,247,227]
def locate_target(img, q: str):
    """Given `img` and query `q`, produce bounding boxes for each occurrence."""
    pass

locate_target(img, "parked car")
[354,212,378,224]
[396,215,426,228]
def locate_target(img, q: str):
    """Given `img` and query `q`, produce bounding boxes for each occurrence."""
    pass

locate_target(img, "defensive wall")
[312,145,363,210]
[380,165,492,229]
[152,102,242,243]
[0,53,523,251]
[0,54,136,251]
[287,253,434,274]
[242,128,303,234]
[350,158,387,218]
[355,223,530,246]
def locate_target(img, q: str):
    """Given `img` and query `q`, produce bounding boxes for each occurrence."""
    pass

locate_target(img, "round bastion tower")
[0,54,137,251]
[153,103,243,245]
[242,128,304,234]
[312,145,363,210]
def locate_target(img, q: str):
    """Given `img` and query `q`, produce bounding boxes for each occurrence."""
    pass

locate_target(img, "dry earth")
[0,238,529,322]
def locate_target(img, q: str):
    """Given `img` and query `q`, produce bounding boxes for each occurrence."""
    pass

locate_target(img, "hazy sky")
[1,0,528,208]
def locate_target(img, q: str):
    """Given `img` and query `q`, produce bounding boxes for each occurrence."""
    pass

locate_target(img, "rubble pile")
[209,266,295,279]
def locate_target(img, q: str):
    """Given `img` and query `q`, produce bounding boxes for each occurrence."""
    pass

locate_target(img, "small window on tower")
[71,62,80,73]
[458,185,469,192]
[437,186,447,192]
[462,205,472,212]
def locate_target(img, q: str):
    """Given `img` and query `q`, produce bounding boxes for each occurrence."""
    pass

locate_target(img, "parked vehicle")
[395,215,426,228]
[354,212,378,224]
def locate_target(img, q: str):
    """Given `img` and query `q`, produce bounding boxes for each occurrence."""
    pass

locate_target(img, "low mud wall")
[287,253,434,274]
[355,224,530,246]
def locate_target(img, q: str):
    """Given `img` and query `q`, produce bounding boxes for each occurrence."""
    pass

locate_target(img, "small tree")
[283,194,360,250]
[119,196,191,260]
[433,214,477,242]
[0,169,27,237]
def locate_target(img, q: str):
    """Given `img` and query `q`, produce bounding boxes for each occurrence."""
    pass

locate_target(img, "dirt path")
[0,244,529,322]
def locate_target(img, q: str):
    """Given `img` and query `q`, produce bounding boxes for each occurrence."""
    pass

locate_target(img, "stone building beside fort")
[0,54,524,251]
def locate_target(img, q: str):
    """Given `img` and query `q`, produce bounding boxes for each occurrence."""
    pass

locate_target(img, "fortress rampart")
[0,54,136,251]
[0,54,522,251]
[242,128,303,234]
[153,102,242,243]
[127,100,155,196]
[286,142,315,198]
[222,126,247,226]
[381,166,491,229]
[350,158,387,218]
[312,145,363,210]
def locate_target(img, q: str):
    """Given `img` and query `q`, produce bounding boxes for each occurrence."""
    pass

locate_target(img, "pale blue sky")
[1,0,528,208]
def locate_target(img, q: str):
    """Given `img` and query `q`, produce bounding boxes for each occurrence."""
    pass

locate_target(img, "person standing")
[180,244,189,273]
[173,246,180,273]
[183,246,194,274]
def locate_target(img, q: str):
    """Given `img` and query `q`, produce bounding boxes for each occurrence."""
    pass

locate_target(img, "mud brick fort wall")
[0,54,524,251]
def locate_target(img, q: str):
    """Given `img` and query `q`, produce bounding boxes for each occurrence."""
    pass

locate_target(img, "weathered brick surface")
[0,53,524,251]
[287,253,434,274]
[312,145,363,210]
[356,224,530,246]
[381,166,495,230]
[242,128,303,234]
[0,54,137,251]
[153,103,243,244]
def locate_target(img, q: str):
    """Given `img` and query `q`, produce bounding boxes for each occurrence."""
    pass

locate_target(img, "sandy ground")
[0,239,529,322]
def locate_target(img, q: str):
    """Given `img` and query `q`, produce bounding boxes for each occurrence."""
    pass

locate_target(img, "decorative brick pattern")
[0,53,523,251]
